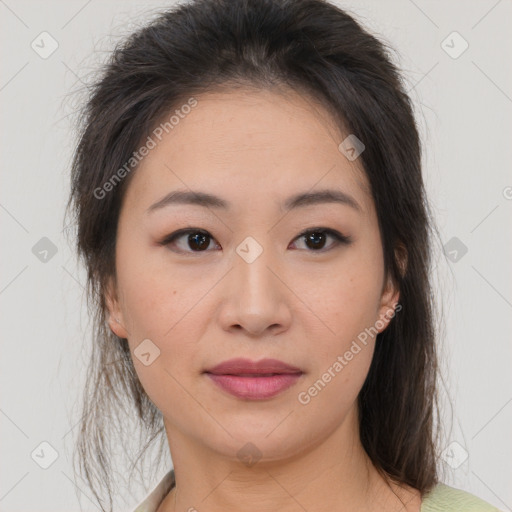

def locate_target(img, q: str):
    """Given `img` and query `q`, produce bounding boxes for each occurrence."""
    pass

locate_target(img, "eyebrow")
[146,188,361,214]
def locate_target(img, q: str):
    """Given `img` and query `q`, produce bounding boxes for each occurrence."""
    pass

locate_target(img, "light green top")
[132,469,503,512]
[421,482,502,511]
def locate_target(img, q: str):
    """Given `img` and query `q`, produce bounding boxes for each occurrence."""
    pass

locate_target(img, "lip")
[204,358,303,400]
[205,357,302,375]
[206,373,303,400]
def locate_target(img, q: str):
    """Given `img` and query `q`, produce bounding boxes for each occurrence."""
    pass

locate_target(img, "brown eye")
[159,229,220,253]
[305,231,328,250]
[290,228,352,252]
[186,232,211,251]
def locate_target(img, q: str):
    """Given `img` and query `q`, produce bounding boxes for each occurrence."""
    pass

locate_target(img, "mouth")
[203,358,304,400]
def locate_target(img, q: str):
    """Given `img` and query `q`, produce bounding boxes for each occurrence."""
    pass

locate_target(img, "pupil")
[306,232,325,250]
[189,233,209,251]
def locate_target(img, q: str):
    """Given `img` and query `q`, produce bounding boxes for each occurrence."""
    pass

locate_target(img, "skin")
[106,86,421,512]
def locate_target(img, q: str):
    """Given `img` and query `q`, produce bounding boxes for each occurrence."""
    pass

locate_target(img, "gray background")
[1,0,511,510]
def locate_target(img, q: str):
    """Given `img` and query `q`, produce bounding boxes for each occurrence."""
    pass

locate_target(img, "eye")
[290,228,352,252]
[158,228,220,253]
[158,227,352,254]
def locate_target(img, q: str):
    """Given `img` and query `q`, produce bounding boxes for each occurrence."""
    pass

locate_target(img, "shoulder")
[421,482,503,512]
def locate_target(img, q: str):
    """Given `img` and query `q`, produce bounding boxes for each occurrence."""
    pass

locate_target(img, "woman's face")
[106,87,400,463]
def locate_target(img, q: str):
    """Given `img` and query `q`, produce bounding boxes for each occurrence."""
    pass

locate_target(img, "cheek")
[302,260,382,348]
[119,268,172,338]
[117,260,202,405]
[116,242,198,339]
[306,246,384,406]
[116,249,215,390]
[297,269,379,415]
[297,346,373,430]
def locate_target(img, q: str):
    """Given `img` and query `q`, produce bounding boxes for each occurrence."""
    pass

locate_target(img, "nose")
[218,240,292,337]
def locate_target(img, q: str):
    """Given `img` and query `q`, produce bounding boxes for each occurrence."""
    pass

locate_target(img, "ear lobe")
[105,277,129,339]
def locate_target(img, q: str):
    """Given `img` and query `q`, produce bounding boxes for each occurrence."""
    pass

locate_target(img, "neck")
[158,407,421,512]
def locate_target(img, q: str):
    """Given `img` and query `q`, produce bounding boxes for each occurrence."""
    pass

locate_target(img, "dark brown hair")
[65,0,446,510]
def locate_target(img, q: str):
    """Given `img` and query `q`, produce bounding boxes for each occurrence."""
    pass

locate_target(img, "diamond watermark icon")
[236,236,263,264]
[31,31,59,59]
[441,31,469,59]
[441,441,469,469]
[338,134,365,161]
[31,441,59,469]
[32,237,58,263]
[134,338,161,366]
[237,442,262,467]
[443,236,468,263]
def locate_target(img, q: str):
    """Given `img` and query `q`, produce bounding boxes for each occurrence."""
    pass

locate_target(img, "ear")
[375,245,407,334]
[105,276,129,339]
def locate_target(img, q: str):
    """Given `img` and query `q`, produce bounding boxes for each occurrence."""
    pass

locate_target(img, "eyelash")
[158,227,352,254]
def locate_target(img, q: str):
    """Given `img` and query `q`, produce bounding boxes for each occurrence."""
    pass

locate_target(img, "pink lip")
[204,358,303,400]
[205,357,302,375]
[206,373,302,400]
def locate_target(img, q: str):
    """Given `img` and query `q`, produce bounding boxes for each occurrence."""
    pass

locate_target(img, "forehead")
[123,87,373,216]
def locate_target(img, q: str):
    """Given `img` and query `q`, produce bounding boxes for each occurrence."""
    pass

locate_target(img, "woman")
[66,0,501,511]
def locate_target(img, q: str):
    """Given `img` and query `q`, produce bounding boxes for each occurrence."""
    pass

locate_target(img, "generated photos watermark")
[297,303,402,405]
[93,97,198,200]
